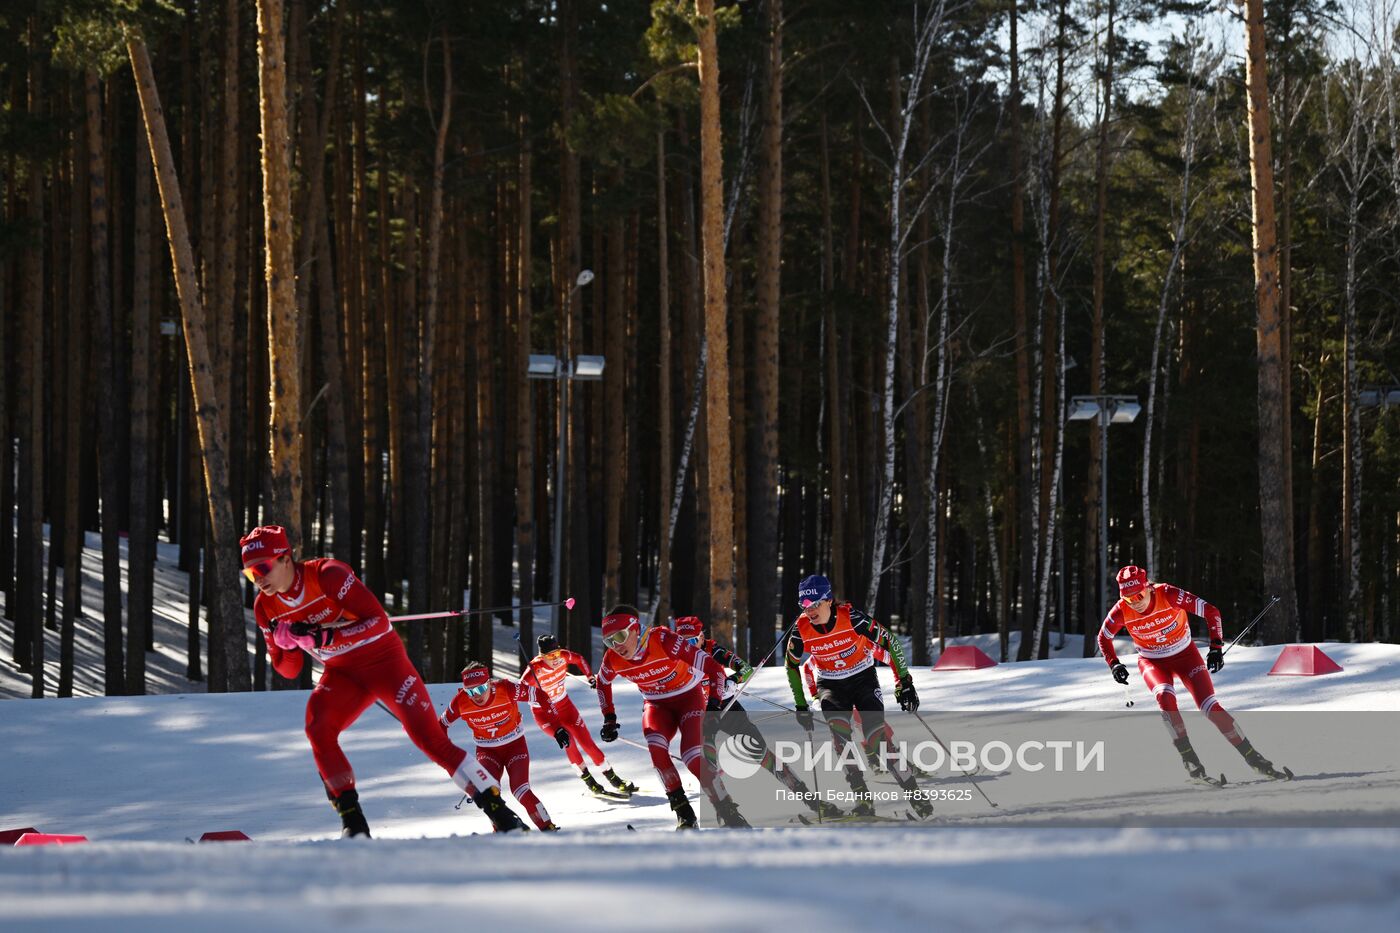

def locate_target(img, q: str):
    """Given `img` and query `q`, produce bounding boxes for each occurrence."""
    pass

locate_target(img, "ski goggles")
[242,559,278,583]
[799,597,829,610]
[603,627,636,649]
[465,683,491,700]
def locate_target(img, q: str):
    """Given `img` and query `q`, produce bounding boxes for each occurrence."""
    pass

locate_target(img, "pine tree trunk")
[516,113,536,641]
[128,32,251,691]
[748,0,782,658]
[821,110,845,595]
[255,0,303,546]
[1008,1,1034,659]
[87,70,126,695]
[559,0,590,658]
[654,128,673,625]
[695,0,735,647]
[604,169,627,611]
[621,215,642,607]
[1240,0,1297,644]
[18,28,46,692]
[1086,0,1113,644]
[127,124,157,697]
[417,31,452,661]
[60,102,87,697]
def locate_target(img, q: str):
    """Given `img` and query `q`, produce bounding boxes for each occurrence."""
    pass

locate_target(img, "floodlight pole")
[1100,407,1110,624]
[548,271,596,637]
[1069,394,1141,625]
[551,357,570,637]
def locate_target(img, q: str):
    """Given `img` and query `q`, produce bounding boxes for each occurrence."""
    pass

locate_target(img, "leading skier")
[1099,565,1291,782]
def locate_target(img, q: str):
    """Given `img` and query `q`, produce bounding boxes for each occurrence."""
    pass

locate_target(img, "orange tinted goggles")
[242,559,277,582]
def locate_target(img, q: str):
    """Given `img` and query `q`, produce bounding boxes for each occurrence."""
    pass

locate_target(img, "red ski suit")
[440,678,555,829]
[253,558,494,796]
[1097,583,1242,744]
[596,627,728,794]
[521,649,607,770]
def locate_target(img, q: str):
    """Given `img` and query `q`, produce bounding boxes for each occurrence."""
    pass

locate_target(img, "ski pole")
[907,711,999,809]
[719,618,800,717]
[803,719,826,823]
[1120,681,1135,708]
[519,633,687,766]
[1221,595,1281,657]
[389,597,576,624]
[743,692,797,714]
[613,731,686,765]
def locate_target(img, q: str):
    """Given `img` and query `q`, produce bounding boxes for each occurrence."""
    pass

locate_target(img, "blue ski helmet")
[797,574,833,609]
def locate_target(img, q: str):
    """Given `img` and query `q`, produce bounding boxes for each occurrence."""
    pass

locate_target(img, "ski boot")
[539,821,561,832]
[472,785,528,832]
[905,785,934,820]
[332,788,371,838]
[1238,741,1293,780]
[667,787,699,830]
[602,768,638,795]
[1174,737,1209,781]
[809,798,844,820]
[581,771,614,797]
[846,773,876,817]
[712,797,751,828]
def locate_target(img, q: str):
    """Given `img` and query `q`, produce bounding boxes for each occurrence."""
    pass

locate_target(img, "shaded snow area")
[5,643,1400,930]
[0,529,587,700]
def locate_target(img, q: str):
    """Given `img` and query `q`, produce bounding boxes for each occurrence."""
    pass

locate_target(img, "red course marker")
[14,833,88,846]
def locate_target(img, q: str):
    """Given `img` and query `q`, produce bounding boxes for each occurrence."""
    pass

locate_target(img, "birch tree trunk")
[1143,39,1210,576]
[867,2,944,613]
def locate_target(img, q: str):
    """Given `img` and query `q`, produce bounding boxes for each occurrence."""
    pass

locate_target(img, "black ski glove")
[706,694,723,713]
[288,620,330,649]
[895,675,919,713]
[1207,642,1224,674]
[1110,661,1129,684]
[554,727,571,749]
[795,707,814,732]
[600,713,619,743]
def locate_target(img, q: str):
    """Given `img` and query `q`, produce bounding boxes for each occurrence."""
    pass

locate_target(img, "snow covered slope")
[4,643,1400,931]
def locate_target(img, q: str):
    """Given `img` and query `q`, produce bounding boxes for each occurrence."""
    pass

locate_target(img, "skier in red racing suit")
[1099,565,1290,781]
[520,633,638,798]
[440,662,562,830]
[241,524,526,836]
[595,605,748,828]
